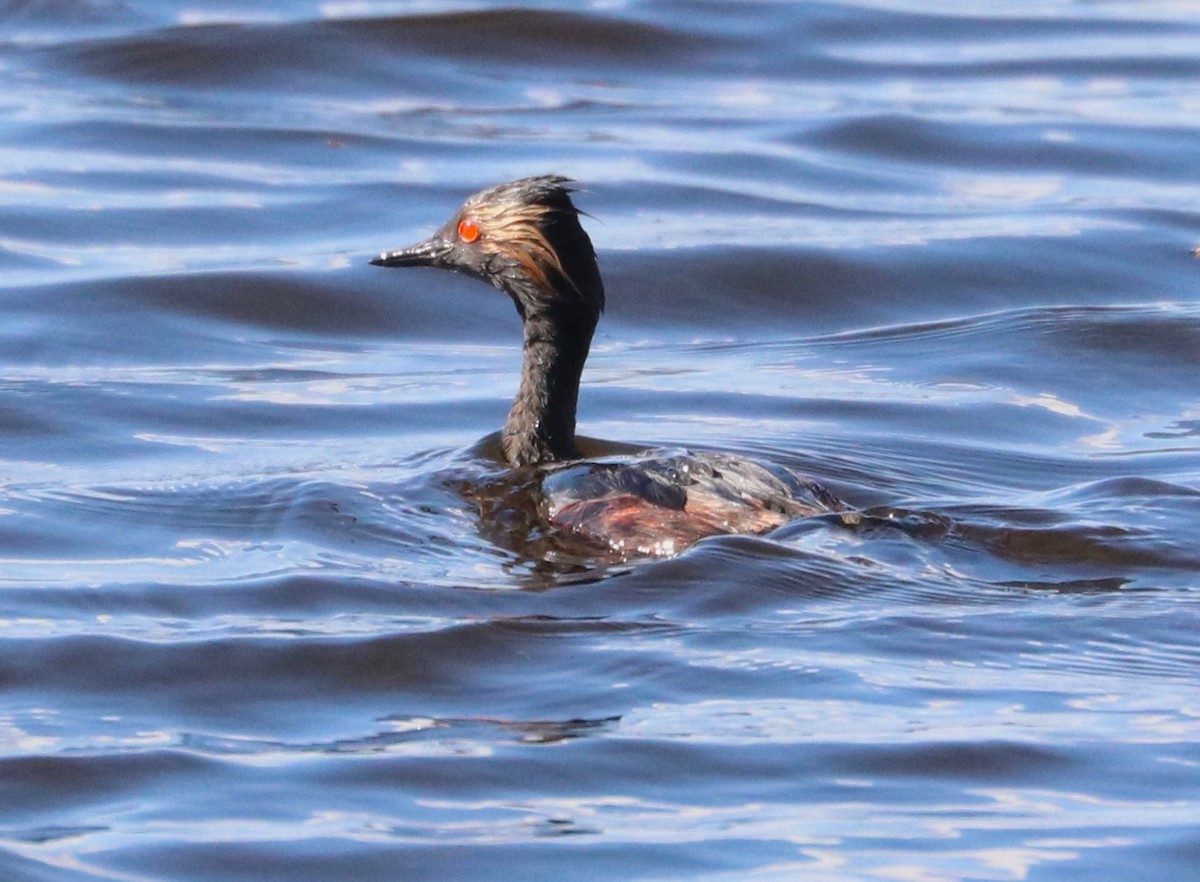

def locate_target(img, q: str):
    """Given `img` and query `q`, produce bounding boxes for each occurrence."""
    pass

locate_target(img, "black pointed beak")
[369,236,452,268]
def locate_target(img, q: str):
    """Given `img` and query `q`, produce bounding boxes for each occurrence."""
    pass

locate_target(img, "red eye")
[457,217,480,243]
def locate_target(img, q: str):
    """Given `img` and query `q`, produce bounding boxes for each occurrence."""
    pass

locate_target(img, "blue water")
[2,1,1199,879]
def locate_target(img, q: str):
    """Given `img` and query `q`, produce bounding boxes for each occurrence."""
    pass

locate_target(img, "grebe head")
[371,176,604,467]
[370,175,604,324]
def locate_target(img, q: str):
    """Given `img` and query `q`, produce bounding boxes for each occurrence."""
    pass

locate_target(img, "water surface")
[2,1,1199,880]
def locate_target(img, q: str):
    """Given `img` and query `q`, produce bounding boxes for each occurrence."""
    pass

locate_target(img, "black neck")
[502,305,594,467]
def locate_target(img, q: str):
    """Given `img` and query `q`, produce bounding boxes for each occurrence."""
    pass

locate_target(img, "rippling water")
[2,1,1199,879]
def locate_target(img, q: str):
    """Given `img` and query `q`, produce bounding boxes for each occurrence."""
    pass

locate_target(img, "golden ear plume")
[472,199,570,294]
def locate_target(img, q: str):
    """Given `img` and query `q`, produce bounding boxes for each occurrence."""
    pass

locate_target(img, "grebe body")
[372,176,840,559]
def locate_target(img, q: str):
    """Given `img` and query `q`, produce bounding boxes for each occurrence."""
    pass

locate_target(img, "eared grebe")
[371,176,841,558]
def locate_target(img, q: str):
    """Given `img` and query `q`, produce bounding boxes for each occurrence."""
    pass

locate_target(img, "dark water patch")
[885,51,1200,81]
[51,8,718,92]
[1053,307,1200,367]
[48,19,397,91]
[808,114,1200,179]
[1042,476,1200,507]
[795,3,1193,43]
[104,838,761,882]
[1123,206,1200,240]
[0,270,468,358]
[328,8,716,70]
[0,750,216,817]
[838,739,1071,781]
[0,623,641,719]
[604,239,1190,341]
[888,491,1199,588]
[800,303,1200,416]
